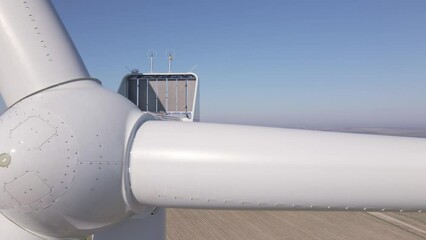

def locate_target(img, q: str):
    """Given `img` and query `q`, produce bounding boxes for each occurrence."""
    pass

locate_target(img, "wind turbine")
[0,1,425,240]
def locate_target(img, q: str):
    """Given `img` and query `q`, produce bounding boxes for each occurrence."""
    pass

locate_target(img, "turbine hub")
[0,81,151,238]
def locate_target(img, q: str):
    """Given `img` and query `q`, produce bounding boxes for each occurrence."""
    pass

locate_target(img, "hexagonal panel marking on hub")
[10,116,57,150]
[0,106,79,213]
[4,172,52,205]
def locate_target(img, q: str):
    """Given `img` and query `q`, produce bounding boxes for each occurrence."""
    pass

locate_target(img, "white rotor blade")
[130,121,426,212]
[0,0,90,107]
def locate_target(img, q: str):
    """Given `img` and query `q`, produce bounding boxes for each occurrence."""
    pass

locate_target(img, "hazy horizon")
[2,1,426,132]
[53,0,426,129]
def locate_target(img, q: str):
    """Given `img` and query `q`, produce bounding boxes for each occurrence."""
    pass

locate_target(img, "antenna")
[166,49,175,73]
[168,54,173,73]
[151,54,155,73]
[146,50,157,73]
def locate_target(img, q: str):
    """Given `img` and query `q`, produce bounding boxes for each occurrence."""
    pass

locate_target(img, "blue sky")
[50,0,426,129]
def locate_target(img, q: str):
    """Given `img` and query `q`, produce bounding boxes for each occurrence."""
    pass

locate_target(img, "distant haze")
[4,1,426,131]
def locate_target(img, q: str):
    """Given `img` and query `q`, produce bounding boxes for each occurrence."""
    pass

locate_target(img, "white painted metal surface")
[0,213,43,240]
[0,1,166,238]
[130,121,426,212]
[0,81,155,239]
[0,0,91,107]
